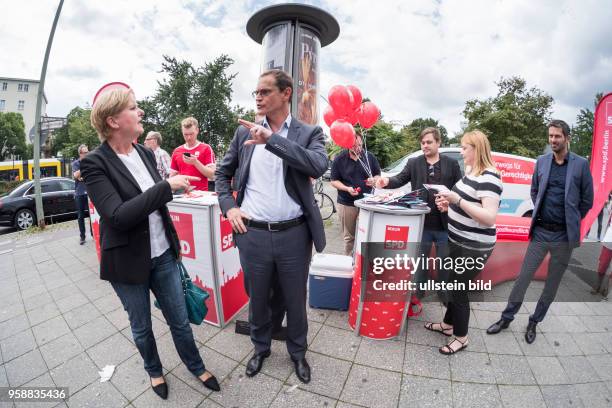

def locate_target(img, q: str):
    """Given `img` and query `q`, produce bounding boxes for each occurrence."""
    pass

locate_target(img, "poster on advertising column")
[296,25,320,125]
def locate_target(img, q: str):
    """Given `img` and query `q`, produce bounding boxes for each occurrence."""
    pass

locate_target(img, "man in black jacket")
[376,127,462,296]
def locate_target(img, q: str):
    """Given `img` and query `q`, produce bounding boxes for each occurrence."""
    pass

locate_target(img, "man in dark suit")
[215,70,328,383]
[487,120,594,343]
[376,127,462,296]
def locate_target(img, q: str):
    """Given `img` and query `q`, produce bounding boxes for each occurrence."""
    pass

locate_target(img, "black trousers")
[234,222,312,360]
[74,194,89,239]
[442,241,492,337]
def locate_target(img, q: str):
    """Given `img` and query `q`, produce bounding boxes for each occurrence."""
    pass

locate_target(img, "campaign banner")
[581,92,612,240]
[169,212,196,259]
[493,155,535,185]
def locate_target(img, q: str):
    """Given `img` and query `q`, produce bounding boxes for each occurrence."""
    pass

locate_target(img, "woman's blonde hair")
[90,88,134,142]
[461,130,498,176]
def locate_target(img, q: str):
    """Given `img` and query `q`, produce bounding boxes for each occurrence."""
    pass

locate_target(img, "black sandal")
[424,322,453,336]
[439,337,468,355]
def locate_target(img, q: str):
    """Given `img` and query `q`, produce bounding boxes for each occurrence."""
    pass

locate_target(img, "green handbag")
[154,261,209,325]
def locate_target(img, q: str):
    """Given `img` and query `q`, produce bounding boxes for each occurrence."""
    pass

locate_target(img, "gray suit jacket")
[215,118,329,252]
[530,151,593,244]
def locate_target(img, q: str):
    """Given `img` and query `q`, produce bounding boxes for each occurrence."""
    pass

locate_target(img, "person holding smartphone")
[170,117,216,191]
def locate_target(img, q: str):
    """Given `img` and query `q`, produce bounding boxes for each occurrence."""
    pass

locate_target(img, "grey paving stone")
[581,315,612,332]
[109,353,150,402]
[0,362,8,387]
[155,332,183,373]
[22,291,54,312]
[586,302,612,316]
[574,382,612,408]
[67,379,127,408]
[104,308,130,331]
[543,332,583,356]
[472,309,503,330]
[405,321,450,346]
[450,351,495,384]
[62,303,101,330]
[87,332,137,369]
[339,364,401,408]
[355,336,404,372]
[4,349,48,386]
[204,323,253,362]
[92,293,123,314]
[49,353,98,395]
[307,306,330,323]
[483,330,523,355]
[15,373,61,408]
[560,315,590,333]
[568,302,595,315]
[190,322,221,348]
[132,373,206,408]
[172,345,239,394]
[307,320,323,344]
[209,369,282,408]
[196,398,223,407]
[489,354,536,385]
[399,374,452,408]
[403,343,450,380]
[0,314,29,340]
[20,284,47,301]
[593,332,612,353]
[55,293,89,314]
[26,302,60,327]
[586,354,612,381]
[527,356,570,385]
[462,328,488,353]
[38,332,84,369]
[49,283,80,301]
[512,330,556,356]
[310,325,360,361]
[538,315,569,332]
[498,385,546,408]
[0,329,36,362]
[323,310,352,331]
[0,302,26,324]
[540,385,584,408]
[558,356,601,383]
[286,352,351,399]
[572,332,609,355]
[452,382,502,408]
[32,315,70,346]
[270,384,336,408]
[240,339,294,381]
[335,402,365,408]
[73,316,116,349]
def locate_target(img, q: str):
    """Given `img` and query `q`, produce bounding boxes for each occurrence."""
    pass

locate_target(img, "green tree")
[403,118,449,146]
[571,93,603,159]
[140,55,248,156]
[51,107,99,159]
[0,112,27,160]
[463,76,554,157]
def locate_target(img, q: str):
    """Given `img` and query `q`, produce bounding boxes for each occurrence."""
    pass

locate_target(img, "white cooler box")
[308,254,353,311]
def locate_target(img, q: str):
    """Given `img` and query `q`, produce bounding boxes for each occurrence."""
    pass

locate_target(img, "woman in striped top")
[424,130,502,354]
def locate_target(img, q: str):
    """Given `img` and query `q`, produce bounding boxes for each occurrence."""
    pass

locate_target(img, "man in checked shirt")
[144,131,172,179]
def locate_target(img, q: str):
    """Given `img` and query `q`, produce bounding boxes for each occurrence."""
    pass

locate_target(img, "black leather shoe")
[245,351,271,377]
[293,358,311,384]
[201,374,220,392]
[525,321,537,344]
[486,319,511,334]
[79,237,86,245]
[151,380,168,399]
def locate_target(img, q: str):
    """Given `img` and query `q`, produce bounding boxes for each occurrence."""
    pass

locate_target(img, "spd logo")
[220,214,234,252]
[384,225,409,250]
[169,212,196,259]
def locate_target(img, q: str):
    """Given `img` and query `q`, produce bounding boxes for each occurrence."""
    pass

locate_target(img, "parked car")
[0,177,82,230]
[380,147,536,217]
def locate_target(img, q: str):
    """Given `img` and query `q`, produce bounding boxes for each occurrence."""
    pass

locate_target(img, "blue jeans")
[415,229,449,292]
[111,249,206,378]
[74,194,89,239]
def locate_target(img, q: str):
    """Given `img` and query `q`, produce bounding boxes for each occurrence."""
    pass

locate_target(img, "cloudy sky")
[2,0,611,137]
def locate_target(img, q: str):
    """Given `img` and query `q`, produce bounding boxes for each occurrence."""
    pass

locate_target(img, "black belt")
[245,216,305,232]
[536,219,566,232]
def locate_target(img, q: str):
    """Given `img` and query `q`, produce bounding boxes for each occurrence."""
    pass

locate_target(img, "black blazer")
[387,154,462,229]
[215,118,329,252]
[80,142,180,284]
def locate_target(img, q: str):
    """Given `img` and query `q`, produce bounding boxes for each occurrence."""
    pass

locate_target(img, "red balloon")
[345,107,360,126]
[358,102,380,129]
[328,85,354,118]
[323,105,338,127]
[330,119,356,149]
[346,85,362,110]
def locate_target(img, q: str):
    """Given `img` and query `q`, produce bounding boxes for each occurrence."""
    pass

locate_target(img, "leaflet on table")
[172,190,218,205]
[361,190,409,204]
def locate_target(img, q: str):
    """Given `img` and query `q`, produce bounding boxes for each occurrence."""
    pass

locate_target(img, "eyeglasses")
[251,88,275,98]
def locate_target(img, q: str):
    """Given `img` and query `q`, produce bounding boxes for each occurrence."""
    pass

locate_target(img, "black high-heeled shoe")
[151,378,168,399]
[201,373,220,392]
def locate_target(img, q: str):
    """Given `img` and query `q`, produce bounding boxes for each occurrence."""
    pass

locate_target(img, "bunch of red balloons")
[324,85,380,149]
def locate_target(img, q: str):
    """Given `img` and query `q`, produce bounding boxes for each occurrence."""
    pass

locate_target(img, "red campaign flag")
[581,92,612,240]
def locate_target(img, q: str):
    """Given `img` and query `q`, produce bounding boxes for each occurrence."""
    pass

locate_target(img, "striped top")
[448,168,503,251]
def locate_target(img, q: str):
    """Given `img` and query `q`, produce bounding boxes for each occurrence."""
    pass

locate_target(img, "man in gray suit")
[215,70,327,383]
[487,120,593,343]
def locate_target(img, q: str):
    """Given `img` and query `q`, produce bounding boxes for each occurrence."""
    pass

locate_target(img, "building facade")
[0,77,48,144]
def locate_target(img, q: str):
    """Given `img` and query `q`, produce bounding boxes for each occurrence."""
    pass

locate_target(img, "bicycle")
[313,178,336,221]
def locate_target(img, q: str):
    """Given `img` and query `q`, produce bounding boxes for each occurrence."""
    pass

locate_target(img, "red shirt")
[170,143,215,191]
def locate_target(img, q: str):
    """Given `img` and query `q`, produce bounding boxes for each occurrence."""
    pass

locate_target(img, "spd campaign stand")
[90,193,248,328]
[348,200,429,339]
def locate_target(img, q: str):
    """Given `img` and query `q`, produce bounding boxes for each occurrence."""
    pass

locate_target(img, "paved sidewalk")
[1,211,612,407]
